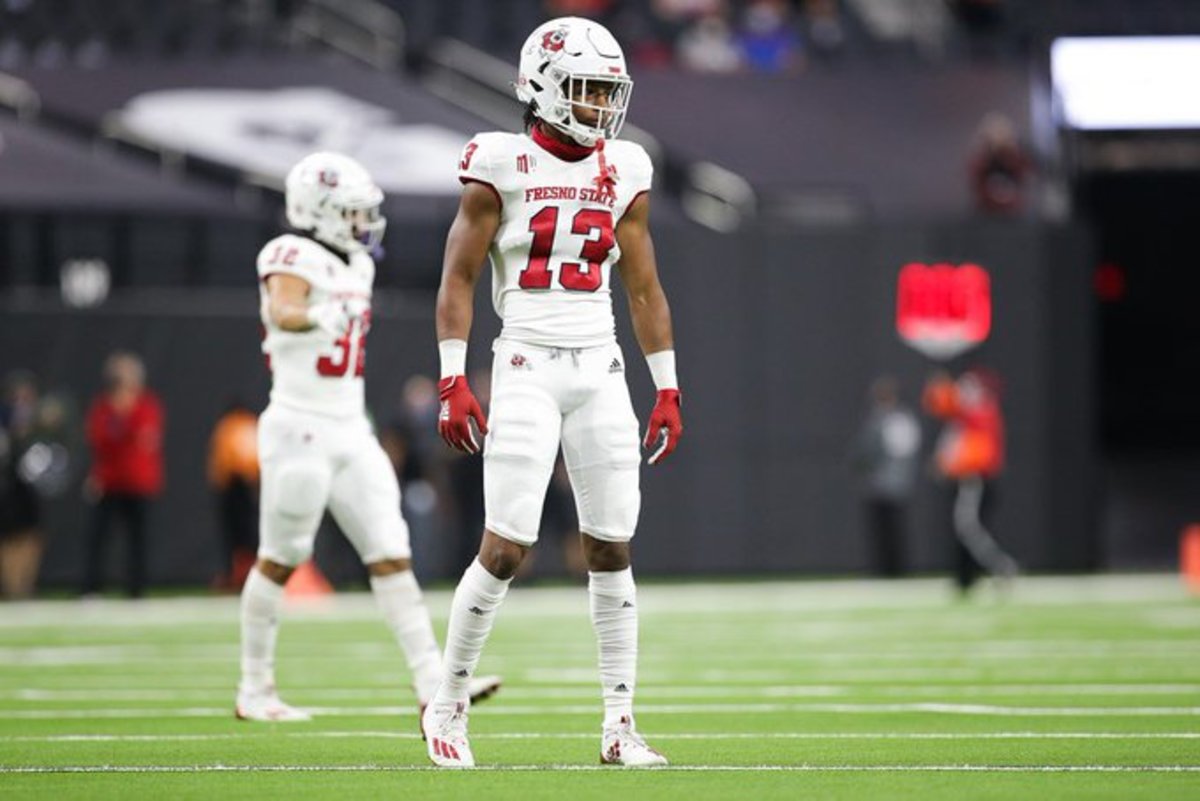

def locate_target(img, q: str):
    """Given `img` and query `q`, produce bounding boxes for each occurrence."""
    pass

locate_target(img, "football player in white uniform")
[422,17,682,767]
[237,152,500,724]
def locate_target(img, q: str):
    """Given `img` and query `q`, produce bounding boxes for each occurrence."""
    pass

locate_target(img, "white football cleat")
[418,675,502,737]
[234,687,311,722]
[601,716,668,767]
[422,701,474,768]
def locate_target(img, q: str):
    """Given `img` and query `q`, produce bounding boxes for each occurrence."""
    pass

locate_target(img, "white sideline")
[3,731,1200,743]
[0,574,1186,629]
[2,764,1198,774]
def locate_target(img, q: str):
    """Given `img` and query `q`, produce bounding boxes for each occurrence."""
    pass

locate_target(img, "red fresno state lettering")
[523,185,615,208]
[524,186,577,202]
[578,187,616,206]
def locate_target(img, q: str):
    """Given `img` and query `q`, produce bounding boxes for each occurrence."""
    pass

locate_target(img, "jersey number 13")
[519,206,615,293]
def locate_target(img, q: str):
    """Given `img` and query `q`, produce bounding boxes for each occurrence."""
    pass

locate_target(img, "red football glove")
[643,389,683,465]
[438,375,488,454]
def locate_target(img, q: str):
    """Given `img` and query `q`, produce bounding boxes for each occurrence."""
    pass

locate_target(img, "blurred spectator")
[381,375,444,578]
[0,370,73,598]
[545,0,618,17]
[851,376,921,577]
[967,111,1032,216]
[735,0,805,74]
[677,6,741,73]
[82,352,164,599]
[207,399,259,592]
[923,367,1017,594]
[621,0,732,69]
[383,375,443,488]
[803,0,845,61]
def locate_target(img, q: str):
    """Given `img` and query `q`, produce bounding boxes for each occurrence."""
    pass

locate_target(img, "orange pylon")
[285,560,333,597]
[1182,525,1200,594]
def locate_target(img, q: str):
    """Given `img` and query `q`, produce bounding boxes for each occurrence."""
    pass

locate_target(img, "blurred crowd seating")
[4,1,1200,74]
[0,0,297,68]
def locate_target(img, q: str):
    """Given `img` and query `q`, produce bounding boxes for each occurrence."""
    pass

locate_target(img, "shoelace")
[433,706,469,737]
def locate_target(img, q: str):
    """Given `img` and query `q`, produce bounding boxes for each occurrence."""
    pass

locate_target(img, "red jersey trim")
[530,123,596,162]
[617,189,651,223]
[460,176,503,208]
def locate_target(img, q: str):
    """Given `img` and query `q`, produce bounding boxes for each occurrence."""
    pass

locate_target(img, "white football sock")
[239,567,285,694]
[369,570,443,703]
[431,558,511,706]
[589,567,638,729]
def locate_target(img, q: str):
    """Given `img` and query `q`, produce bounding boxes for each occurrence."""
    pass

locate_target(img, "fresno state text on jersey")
[257,233,374,418]
[459,132,653,349]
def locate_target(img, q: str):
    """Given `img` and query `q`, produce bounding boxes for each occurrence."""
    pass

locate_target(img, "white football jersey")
[458,131,653,348]
[256,233,374,418]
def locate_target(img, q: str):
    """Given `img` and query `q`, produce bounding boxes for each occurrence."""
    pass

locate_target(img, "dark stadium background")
[1,0,1197,588]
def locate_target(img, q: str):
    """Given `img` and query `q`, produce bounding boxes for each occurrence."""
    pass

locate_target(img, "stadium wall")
[0,218,1099,587]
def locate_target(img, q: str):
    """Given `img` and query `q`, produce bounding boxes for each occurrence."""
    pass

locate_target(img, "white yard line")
[5,644,1199,667]
[8,683,1200,703]
[3,731,1200,743]
[12,667,1197,688]
[4,702,1200,719]
[1,763,1197,774]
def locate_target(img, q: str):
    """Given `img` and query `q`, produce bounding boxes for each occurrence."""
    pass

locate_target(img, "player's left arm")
[265,273,351,335]
[616,192,682,465]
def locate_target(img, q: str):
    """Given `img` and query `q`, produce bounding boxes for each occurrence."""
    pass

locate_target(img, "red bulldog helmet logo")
[541,28,567,54]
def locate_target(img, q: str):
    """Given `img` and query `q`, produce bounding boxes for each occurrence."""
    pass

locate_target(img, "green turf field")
[1,575,1198,799]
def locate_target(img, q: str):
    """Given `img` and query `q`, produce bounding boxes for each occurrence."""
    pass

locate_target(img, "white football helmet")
[285,152,386,254]
[515,16,633,146]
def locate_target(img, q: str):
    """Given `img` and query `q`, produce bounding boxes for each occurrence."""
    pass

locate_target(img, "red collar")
[531,123,596,162]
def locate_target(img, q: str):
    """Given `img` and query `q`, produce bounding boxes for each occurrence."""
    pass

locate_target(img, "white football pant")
[484,338,641,546]
[257,403,410,566]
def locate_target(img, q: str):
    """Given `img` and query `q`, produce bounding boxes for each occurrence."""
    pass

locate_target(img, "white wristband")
[645,350,678,391]
[439,339,468,378]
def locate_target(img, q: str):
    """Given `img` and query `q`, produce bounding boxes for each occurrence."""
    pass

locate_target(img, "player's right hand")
[438,375,489,454]
[306,301,353,336]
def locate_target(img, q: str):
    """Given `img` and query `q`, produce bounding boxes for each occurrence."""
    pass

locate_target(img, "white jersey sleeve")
[607,140,653,216]
[256,233,335,291]
[257,234,374,418]
[458,133,507,201]
[466,132,656,348]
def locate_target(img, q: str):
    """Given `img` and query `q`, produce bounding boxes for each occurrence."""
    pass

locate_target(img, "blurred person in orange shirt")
[208,399,260,592]
[923,367,1017,593]
[82,352,164,599]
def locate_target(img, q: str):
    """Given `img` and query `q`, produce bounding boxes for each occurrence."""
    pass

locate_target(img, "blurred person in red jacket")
[923,367,1017,594]
[82,352,164,598]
